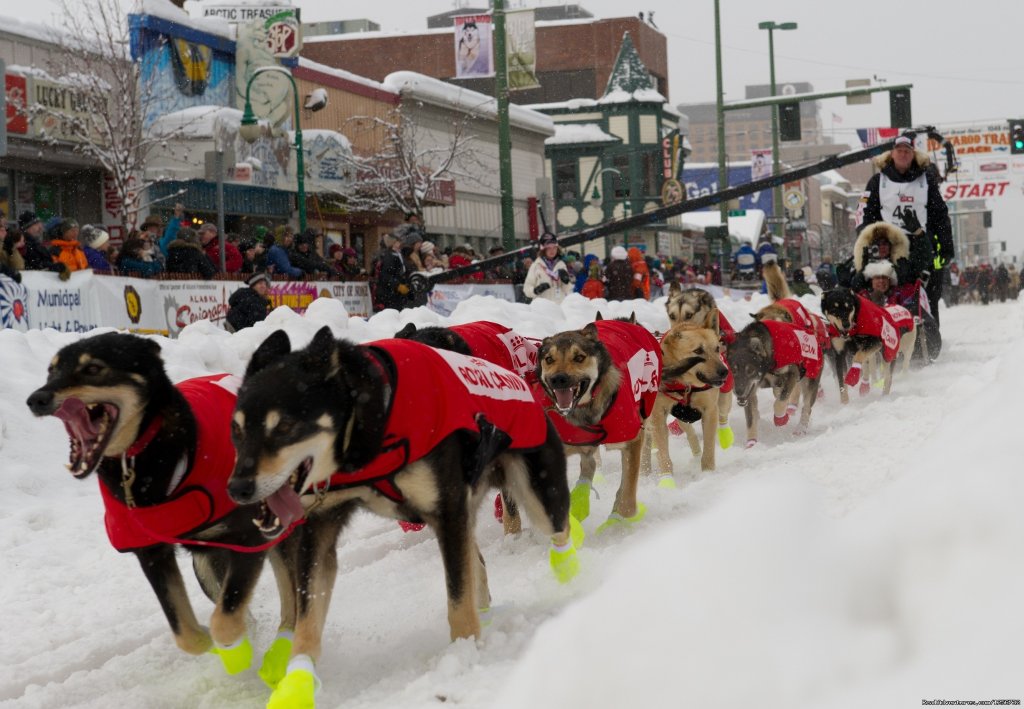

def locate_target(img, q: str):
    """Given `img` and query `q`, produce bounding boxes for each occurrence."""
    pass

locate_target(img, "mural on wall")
[236,18,292,129]
[139,36,232,129]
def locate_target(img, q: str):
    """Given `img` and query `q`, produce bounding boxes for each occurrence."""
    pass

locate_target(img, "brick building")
[301,15,668,105]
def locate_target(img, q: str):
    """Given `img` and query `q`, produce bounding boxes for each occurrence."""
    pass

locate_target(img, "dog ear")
[335,342,389,470]
[247,330,292,378]
[627,311,637,324]
[668,281,681,296]
[394,322,417,339]
[594,311,604,321]
[306,326,340,378]
[582,322,600,339]
[703,308,720,334]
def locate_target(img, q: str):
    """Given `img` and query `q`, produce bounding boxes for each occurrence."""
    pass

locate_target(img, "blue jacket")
[266,244,304,278]
[84,247,113,272]
[158,219,182,258]
[117,256,163,278]
[734,244,757,273]
[575,254,600,293]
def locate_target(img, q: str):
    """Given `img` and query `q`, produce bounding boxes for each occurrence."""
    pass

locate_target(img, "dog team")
[24,263,923,708]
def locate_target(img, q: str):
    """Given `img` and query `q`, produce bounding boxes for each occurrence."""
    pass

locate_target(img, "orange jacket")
[50,239,89,272]
[627,247,650,300]
[581,278,605,299]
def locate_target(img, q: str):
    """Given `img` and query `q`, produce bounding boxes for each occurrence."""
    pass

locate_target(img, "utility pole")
[713,0,729,274]
[493,0,516,251]
[758,21,797,252]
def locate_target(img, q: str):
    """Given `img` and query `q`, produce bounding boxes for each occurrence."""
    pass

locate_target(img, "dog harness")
[324,339,549,502]
[718,311,737,345]
[760,319,824,380]
[850,295,914,362]
[99,374,246,552]
[535,320,662,446]
[774,298,832,354]
[450,321,540,384]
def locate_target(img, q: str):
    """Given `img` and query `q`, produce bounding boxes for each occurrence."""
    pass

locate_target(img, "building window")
[554,158,578,201]
[612,154,631,198]
[640,150,660,197]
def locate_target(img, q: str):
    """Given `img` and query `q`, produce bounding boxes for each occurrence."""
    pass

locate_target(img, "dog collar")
[124,415,163,458]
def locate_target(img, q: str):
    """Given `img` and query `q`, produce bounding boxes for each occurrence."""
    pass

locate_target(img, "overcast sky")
[16,0,1024,252]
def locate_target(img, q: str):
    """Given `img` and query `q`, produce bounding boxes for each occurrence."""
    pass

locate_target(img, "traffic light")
[779,101,801,141]
[1009,119,1024,155]
[889,89,912,128]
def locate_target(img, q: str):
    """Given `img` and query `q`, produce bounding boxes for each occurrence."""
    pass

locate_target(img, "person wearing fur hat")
[860,132,953,322]
[226,272,272,331]
[604,245,634,300]
[523,232,573,303]
[166,227,216,279]
[49,219,89,275]
[862,259,899,307]
[80,225,113,273]
[850,222,917,292]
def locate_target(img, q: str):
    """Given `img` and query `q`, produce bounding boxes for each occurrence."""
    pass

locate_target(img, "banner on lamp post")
[505,9,539,90]
[453,15,494,78]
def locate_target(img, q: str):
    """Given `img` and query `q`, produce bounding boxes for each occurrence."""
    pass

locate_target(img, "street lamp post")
[757,20,797,253]
[589,166,623,258]
[239,66,307,233]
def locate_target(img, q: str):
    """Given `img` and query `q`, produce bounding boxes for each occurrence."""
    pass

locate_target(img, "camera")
[868,244,881,259]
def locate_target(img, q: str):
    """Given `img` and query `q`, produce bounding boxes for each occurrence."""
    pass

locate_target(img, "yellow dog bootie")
[210,636,253,675]
[267,655,320,709]
[569,480,594,522]
[596,502,647,534]
[259,631,294,688]
[718,424,735,450]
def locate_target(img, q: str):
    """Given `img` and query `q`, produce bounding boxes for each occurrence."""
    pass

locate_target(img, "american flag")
[856,128,899,147]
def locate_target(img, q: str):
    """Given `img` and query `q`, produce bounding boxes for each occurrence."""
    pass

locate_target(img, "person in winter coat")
[862,259,900,307]
[604,245,634,300]
[166,228,216,279]
[15,211,60,272]
[198,223,242,273]
[849,222,919,292]
[947,262,961,305]
[575,254,602,294]
[80,225,113,273]
[153,203,184,259]
[1,221,25,282]
[627,247,650,300]
[49,219,89,275]
[288,229,335,277]
[788,268,813,297]
[860,133,952,323]
[580,257,605,300]
[265,230,304,279]
[226,272,272,331]
[117,237,163,278]
[523,232,573,303]
[733,242,757,281]
[376,231,414,311]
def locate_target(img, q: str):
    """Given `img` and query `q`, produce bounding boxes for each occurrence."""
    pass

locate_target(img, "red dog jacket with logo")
[851,296,914,362]
[450,321,540,384]
[774,298,831,354]
[100,374,241,552]
[760,319,824,380]
[535,320,662,446]
[326,339,548,500]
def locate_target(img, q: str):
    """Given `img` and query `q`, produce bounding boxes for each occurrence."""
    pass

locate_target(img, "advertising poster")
[454,15,494,79]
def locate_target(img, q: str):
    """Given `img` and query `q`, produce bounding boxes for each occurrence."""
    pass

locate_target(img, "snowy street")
[1,293,1022,709]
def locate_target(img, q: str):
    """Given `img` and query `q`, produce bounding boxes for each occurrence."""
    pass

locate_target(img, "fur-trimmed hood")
[873,148,931,171]
[854,222,910,272]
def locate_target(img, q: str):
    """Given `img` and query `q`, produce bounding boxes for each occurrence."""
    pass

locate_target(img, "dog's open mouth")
[52,397,119,478]
[254,456,313,538]
[549,379,589,413]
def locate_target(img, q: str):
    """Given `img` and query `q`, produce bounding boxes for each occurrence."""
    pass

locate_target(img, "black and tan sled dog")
[25,332,294,685]
[649,309,730,479]
[534,315,661,530]
[227,326,578,707]
[395,320,541,535]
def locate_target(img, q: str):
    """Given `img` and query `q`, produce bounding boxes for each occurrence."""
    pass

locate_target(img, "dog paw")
[667,419,685,437]
[210,636,253,675]
[773,413,789,427]
[259,633,294,689]
[397,520,425,533]
[717,425,734,449]
[744,438,757,449]
[268,657,320,709]
[549,543,579,584]
[596,503,647,534]
[569,481,592,522]
[657,474,677,489]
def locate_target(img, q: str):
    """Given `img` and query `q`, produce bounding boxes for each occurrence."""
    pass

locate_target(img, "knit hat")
[328,243,343,258]
[18,211,41,231]
[44,216,63,238]
[539,232,557,246]
[342,247,357,258]
[82,225,109,249]
[253,225,268,240]
[238,238,257,253]
[420,240,435,256]
[611,245,628,261]
[140,215,164,231]
[246,272,270,287]
[393,223,423,248]
[864,259,897,285]
[58,219,79,237]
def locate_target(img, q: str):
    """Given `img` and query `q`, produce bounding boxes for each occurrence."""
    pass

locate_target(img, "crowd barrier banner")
[427,282,517,317]
[6,272,375,336]
[0,274,31,332]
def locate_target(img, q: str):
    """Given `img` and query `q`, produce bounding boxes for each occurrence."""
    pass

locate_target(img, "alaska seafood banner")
[11,272,372,336]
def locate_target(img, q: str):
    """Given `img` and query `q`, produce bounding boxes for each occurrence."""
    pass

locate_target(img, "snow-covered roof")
[681,209,766,244]
[598,87,667,105]
[527,98,600,112]
[0,14,63,43]
[297,57,397,97]
[142,0,234,39]
[545,123,620,146]
[147,105,241,138]
[382,72,554,136]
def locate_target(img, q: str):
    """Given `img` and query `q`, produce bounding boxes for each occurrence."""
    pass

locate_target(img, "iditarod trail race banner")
[454,14,493,79]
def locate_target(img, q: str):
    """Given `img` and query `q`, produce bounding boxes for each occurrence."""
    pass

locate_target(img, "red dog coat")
[851,296,914,362]
[535,320,662,446]
[450,321,540,384]
[760,319,824,380]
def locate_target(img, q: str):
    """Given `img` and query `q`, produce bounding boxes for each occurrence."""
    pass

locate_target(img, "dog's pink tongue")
[53,398,96,441]
[265,486,305,528]
[552,388,575,410]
